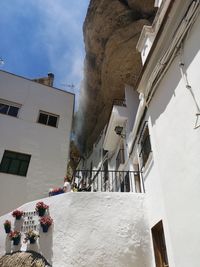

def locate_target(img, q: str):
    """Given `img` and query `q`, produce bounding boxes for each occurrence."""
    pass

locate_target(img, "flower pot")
[41,224,49,233]
[4,227,11,234]
[38,209,46,217]
[29,237,36,244]
[16,215,22,220]
[13,237,20,246]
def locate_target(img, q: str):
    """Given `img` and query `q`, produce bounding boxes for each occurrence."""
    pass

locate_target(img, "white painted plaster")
[154,0,163,8]
[138,11,200,267]
[0,71,74,216]
[0,193,153,267]
[125,85,139,134]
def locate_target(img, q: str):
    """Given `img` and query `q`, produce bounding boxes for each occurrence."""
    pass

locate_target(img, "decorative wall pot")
[38,209,45,217]
[29,237,36,244]
[16,215,22,220]
[41,225,49,233]
[4,227,11,234]
[13,237,20,246]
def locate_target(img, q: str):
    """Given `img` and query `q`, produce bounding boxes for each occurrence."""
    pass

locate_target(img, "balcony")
[103,99,128,151]
[74,170,143,193]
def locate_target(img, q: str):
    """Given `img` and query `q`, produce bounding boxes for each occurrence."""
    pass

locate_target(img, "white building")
[75,0,200,266]
[0,0,200,266]
[0,70,74,216]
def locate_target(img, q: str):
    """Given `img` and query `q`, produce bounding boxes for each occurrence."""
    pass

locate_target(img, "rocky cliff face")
[76,0,156,152]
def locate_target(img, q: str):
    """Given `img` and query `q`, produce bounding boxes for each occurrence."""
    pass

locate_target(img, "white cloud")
[33,0,88,90]
[0,0,88,109]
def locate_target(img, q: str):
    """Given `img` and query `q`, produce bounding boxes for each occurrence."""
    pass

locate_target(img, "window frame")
[37,110,59,128]
[151,220,169,267]
[0,150,31,177]
[0,98,21,118]
[138,122,152,167]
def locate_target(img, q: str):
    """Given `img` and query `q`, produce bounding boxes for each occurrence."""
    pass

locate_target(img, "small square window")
[38,113,48,125]
[0,100,20,117]
[0,104,9,114]
[37,111,59,128]
[8,106,19,117]
[48,115,57,127]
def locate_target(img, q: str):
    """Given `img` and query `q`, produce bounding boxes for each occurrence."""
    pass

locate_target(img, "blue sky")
[0,0,89,106]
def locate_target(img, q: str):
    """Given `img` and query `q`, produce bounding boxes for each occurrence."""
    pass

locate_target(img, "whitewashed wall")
[125,85,139,134]
[0,193,153,267]
[142,12,200,267]
[0,71,74,215]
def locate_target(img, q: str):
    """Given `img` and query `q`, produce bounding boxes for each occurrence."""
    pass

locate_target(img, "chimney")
[48,73,54,87]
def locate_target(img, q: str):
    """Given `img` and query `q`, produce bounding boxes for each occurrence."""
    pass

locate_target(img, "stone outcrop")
[0,251,51,267]
[76,0,156,152]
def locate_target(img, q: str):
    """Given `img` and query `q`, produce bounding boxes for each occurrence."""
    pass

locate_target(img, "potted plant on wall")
[49,187,64,196]
[12,210,24,220]
[40,216,53,233]
[9,230,21,245]
[24,229,39,244]
[3,220,11,233]
[35,202,49,217]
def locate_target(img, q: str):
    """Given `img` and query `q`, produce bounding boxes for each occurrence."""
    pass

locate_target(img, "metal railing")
[74,170,143,193]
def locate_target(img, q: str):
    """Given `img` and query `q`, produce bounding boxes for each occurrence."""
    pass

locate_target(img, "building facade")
[75,0,200,266]
[0,71,74,215]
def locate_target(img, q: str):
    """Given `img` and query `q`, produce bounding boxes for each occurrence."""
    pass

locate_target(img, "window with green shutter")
[0,150,31,177]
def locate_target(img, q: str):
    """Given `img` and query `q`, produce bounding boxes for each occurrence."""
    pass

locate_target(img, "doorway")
[151,220,169,267]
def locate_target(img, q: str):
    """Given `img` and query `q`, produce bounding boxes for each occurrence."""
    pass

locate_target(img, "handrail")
[74,170,143,193]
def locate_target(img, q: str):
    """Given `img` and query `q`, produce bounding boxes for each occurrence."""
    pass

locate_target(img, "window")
[0,150,31,177]
[0,99,20,117]
[116,142,125,170]
[38,111,59,127]
[139,122,152,167]
[151,221,169,267]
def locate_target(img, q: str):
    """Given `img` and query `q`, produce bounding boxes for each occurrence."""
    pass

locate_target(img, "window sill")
[0,113,19,119]
[37,122,58,128]
[0,171,27,178]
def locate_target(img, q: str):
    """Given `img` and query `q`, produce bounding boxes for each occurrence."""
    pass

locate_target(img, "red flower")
[53,187,63,193]
[4,220,11,227]
[35,202,49,212]
[9,230,21,240]
[40,216,53,226]
[12,210,23,218]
